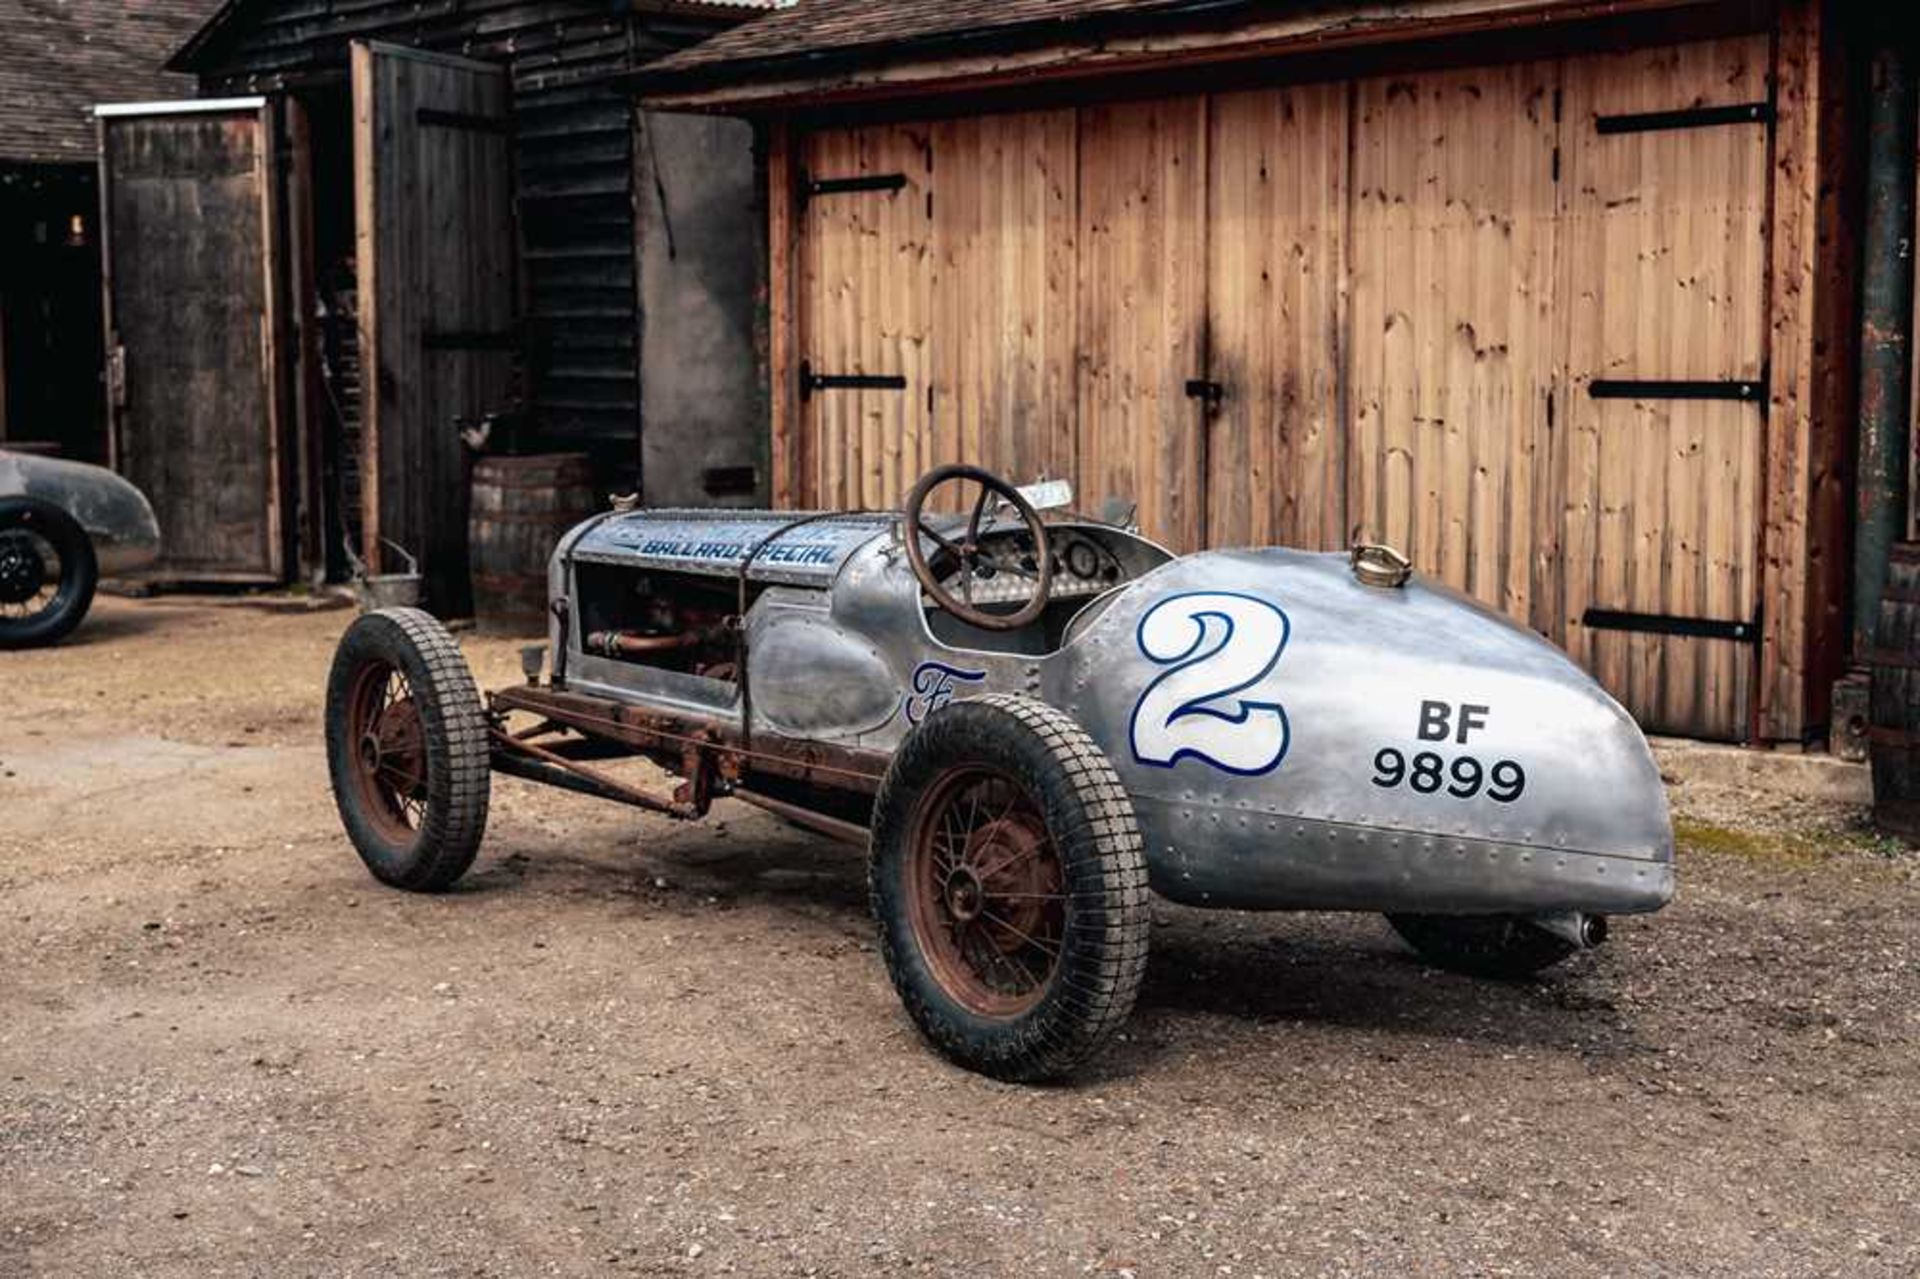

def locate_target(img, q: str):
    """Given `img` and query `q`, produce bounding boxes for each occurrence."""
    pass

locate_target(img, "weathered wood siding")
[1348,63,1558,629]
[1205,82,1349,553]
[791,32,1781,741]
[931,111,1079,493]
[1077,99,1209,548]
[100,106,282,580]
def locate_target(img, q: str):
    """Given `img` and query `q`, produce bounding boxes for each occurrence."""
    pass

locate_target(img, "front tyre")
[1386,913,1578,979]
[0,496,98,649]
[869,694,1151,1082]
[325,607,490,891]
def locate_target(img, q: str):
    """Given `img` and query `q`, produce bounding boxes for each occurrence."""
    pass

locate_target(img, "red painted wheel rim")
[905,766,1066,1018]
[344,660,429,843]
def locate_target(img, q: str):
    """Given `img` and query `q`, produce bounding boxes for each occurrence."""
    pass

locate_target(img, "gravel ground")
[2,597,1917,1277]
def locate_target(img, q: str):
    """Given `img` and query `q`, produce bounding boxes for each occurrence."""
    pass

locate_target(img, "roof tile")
[2,0,222,165]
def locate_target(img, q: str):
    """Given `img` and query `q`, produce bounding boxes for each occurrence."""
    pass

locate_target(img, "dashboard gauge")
[1065,539,1101,579]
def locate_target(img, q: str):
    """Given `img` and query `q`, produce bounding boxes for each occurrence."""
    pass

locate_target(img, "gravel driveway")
[2,598,1916,1277]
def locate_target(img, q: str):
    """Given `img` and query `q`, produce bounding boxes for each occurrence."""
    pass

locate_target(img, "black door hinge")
[800,360,907,400]
[1595,102,1772,135]
[798,170,908,204]
[1582,608,1762,645]
[1588,377,1766,405]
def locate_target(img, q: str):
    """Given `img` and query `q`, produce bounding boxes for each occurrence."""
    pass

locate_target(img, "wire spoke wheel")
[324,607,490,892]
[0,497,96,649]
[870,694,1151,1081]
[344,662,430,840]
[908,766,1067,1017]
[0,528,60,622]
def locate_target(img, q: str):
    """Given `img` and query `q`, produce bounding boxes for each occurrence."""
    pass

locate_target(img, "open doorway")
[294,86,361,583]
[0,165,107,462]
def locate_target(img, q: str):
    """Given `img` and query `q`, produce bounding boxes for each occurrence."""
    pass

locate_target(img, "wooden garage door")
[1346,63,1561,626]
[1076,99,1209,549]
[790,32,1772,739]
[797,124,932,510]
[929,111,1080,493]
[1205,82,1349,552]
[1558,35,1771,740]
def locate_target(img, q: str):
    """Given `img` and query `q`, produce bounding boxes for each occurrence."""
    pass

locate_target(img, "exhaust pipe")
[1530,911,1608,950]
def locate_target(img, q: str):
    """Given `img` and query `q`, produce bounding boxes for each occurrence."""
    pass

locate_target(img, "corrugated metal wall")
[186,0,732,485]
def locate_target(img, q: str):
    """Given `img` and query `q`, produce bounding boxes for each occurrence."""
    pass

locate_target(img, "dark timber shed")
[629,0,1888,747]
[98,0,770,609]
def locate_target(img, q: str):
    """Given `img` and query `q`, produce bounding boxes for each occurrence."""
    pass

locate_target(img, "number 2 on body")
[1130,592,1291,776]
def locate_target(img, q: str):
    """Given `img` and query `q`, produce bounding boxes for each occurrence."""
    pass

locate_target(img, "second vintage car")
[324,464,1673,1080]
[0,448,161,648]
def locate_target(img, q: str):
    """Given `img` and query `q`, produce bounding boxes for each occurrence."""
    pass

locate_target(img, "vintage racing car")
[0,448,161,648]
[324,465,1674,1080]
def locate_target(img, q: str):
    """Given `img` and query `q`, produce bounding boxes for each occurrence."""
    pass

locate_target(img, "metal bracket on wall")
[1588,377,1766,403]
[798,171,908,204]
[799,360,907,401]
[1582,609,1762,645]
[1594,102,1772,135]
[1588,373,1768,419]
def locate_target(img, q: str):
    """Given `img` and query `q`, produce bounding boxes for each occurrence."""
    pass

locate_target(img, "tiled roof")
[637,0,1256,88]
[168,0,789,77]
[0,0,219,165]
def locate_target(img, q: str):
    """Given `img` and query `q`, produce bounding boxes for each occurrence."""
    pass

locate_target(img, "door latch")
[1184,379,1224,407]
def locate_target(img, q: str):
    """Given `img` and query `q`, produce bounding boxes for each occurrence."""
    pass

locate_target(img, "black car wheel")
[0,496,98,650]
[869,694,1151,1082]
[325,607,491,891]
[1386,913,1580,979]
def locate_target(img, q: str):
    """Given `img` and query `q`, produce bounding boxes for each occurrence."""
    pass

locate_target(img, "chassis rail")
[487,683,890,830]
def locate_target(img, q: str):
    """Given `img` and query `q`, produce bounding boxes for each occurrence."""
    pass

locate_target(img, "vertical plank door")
[929,111,1079,491]
[796,124,933,511]
[1076,98,1209,550]
[1204,82,1350,551]
[1347,63,1560,626]
[1558,35,1771,740]
[353,41,515,617]
[98,100,285,581]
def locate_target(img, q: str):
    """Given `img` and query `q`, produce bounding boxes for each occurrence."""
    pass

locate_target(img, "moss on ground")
[1673,816,1909,870]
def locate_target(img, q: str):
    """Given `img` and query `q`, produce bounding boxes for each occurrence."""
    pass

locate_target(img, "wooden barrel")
[469,453,599,634]
[1870,541,1920,838]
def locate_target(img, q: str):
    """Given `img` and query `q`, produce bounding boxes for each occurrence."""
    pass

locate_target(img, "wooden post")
[1765,0,1866,743]
[766,115,799,509]
[352,41,382,569]
[287,95,325,583]
[94,111,119,473]
[258,96,289,582]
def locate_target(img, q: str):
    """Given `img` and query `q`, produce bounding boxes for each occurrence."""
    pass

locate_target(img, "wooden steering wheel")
[902,465,1054,632]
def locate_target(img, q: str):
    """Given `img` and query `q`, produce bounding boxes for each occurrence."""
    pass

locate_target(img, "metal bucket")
[344,538,422,613]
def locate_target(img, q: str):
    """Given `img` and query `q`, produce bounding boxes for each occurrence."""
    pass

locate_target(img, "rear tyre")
[869,694,1151,1082]
[0,497,98,649]
[325,607,490,891]
[1386,913,1578,979]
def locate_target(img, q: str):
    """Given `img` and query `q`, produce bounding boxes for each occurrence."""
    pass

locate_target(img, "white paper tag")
[1016,479,1074,512]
